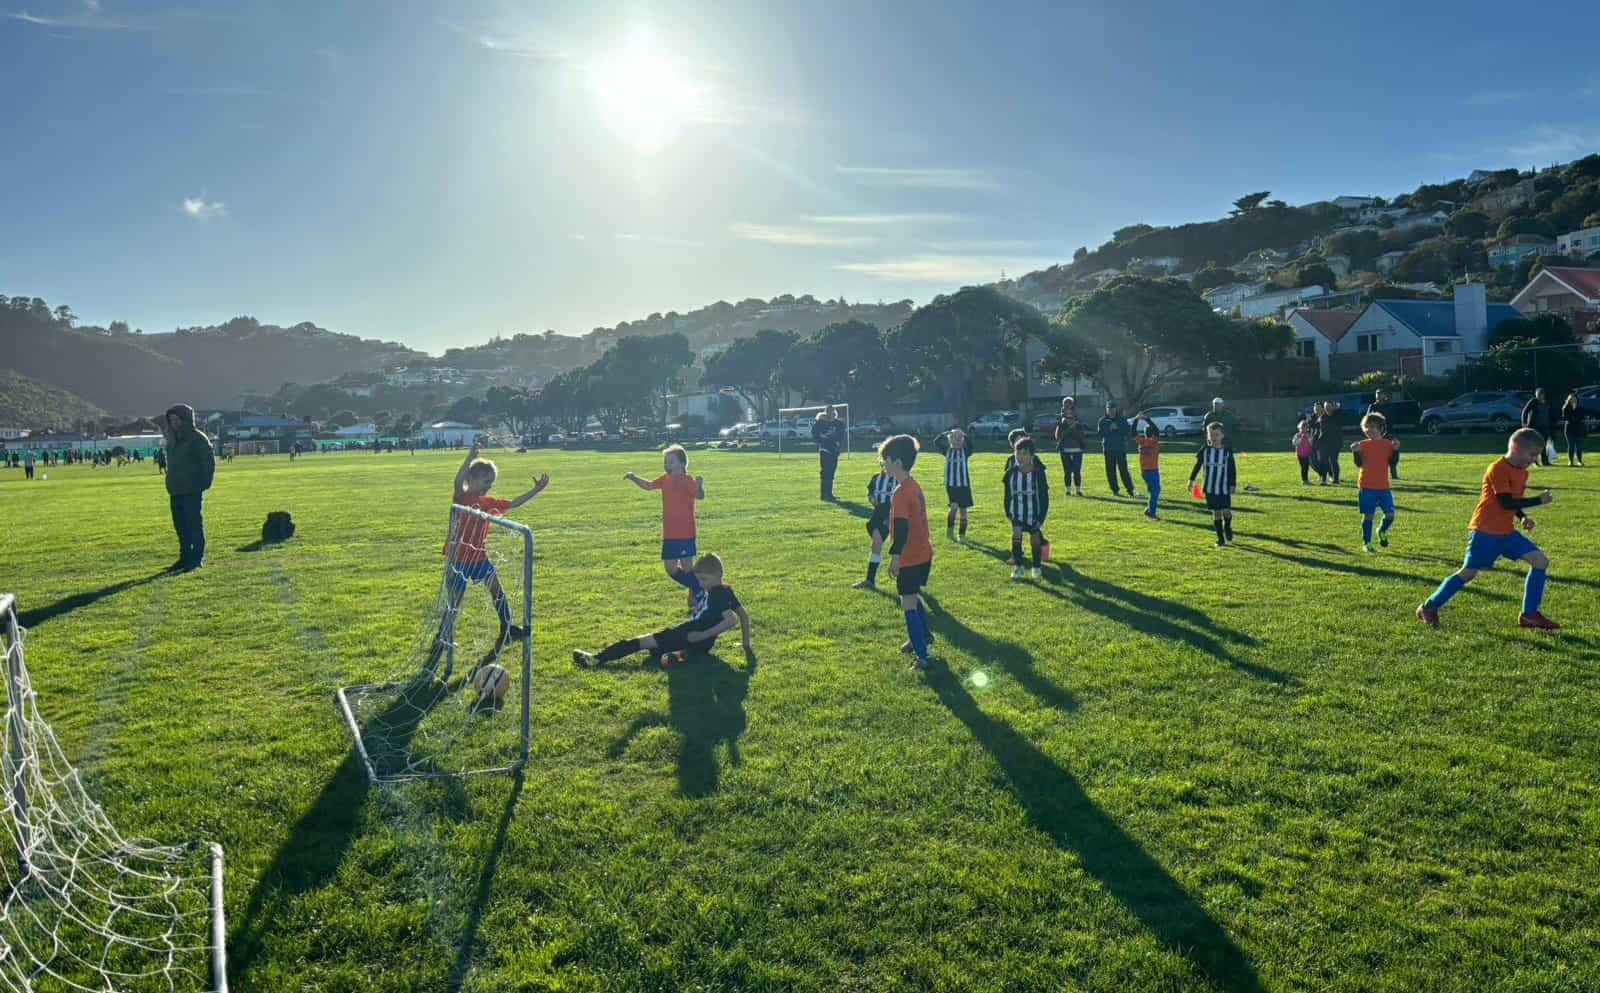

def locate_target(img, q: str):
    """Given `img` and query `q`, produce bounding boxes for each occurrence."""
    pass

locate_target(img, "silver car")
[1140,405,1207,437]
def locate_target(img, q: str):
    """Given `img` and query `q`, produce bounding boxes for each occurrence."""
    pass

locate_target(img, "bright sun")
[590,38,703,152]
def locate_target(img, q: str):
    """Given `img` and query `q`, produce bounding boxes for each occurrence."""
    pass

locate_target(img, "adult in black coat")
[1522,388,1553,466]
[812,405,846,501]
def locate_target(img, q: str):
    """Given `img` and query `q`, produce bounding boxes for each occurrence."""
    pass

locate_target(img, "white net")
[0,594,226,993]
[336,504,533,783]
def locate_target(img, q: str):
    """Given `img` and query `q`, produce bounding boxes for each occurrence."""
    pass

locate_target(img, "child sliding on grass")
[624,444,707,608]
[573,553,751,667]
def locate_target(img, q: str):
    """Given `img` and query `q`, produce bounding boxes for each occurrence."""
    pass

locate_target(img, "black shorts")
[1204,492,1232,511]
[946,485,973,509]
[650,626,695,655]
[896,561,931,596]
[1006,516,1044,532]
[867,508,890,538]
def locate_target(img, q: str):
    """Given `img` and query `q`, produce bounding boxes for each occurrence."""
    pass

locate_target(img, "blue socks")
[493,592,512,629]
[1425,573,1467,609]
[1362,518,1373,544]
[904,606,929,660]
[1379,516,1393,535]
[672,568,703,595]
[1523,568,1547,615]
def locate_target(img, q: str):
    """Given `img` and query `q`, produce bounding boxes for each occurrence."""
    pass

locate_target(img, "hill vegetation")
[0,370,107,430]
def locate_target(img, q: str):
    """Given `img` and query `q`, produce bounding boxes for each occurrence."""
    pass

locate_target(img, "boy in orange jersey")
[430,442,549,674]
[882,434,936,671]
[625,444,707,605]
[1351,412,1399,552]
[1417,428,1558,630]
[1132,412,1161,519]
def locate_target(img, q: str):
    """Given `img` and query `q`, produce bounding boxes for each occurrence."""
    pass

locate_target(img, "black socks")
[1213,519,1226,543]
[597,638,641,663]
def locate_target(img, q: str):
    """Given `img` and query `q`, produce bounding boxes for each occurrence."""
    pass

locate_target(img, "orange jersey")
[1468,457,1527,536]
[1355,438,1396,490]
[652,472,698,540]
[444,493,512,563]
[890,475,933,568]
[1135,435,1160,471]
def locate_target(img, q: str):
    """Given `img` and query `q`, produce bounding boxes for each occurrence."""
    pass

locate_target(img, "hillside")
[0,370,107,430]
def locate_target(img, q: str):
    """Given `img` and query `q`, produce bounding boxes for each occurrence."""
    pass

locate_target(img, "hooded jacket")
[163,404,216,496]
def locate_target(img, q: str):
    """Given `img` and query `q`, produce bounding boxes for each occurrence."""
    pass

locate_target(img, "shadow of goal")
[335,504,533,785]
[0,592,228,992]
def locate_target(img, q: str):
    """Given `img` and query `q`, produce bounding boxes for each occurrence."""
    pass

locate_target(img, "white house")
[1510,266,1600,319]
[1487,233,1555,268]
[1234,248,1288,276]
[1285,308,1361,380]
[1556,226,1600,259]
[334,422,377,439]
[417,420,478,446]
[0,427,29,440]
[1135,256,1183,274]
[1201,280,1269,313]
[1332,196,1379,212]
[1333,284,1520,378]
[1376,251,1407,274]
[1390,209,1449,232]
[1358,205,1408,224]
[1238,284,1326,319]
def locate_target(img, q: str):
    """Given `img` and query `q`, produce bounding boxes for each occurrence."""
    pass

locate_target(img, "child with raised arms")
[1132,412,1161,519]
[934,427,973,543]
[624,444,707,606]
[573,553,751,667]
[1188,422,1237,547]
[1002,436,1050,579]
[1417,429,1559,630]
[853,456,899,590]
[1351,412,1398,553]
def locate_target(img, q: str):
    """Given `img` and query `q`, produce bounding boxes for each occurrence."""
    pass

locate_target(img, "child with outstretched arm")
[934,428,973,543]
[1132,412,1161,519]
[1188,422,1237,547]
[624,444,707,607]
[1351,412,1399,553]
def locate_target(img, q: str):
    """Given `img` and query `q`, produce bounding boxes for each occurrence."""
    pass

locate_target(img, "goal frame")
[777,403,850,460]
[0,592,230,993]
[334,505,534,785]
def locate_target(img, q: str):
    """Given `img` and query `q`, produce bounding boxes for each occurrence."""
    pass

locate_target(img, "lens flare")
[969,670,990,689]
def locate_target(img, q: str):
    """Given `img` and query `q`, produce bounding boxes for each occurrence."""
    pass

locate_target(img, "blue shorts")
[445,558,497,593]
[661,538,698,562]
[1357,488,1395,516]
[1462,529,1538,570]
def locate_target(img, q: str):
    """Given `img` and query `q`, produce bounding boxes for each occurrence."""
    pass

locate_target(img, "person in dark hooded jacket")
[163,404,216,571]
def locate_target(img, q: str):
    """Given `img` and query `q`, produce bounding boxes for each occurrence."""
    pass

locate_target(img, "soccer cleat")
[1362,543,1376,554]
[1379,532,1389,548]
[1030,567,1043,579]
[1519,611,1560,630]
[956,533,967,545]
[946,527,956,541]
[1143,510,1158,520]
[1415,605,1439,627]
[900,632,937,654]
[1010,565,1025,580]
[909,656,932,672]
[572,650,598,668]
[1213,541,1227,549]
[852,579,876,590]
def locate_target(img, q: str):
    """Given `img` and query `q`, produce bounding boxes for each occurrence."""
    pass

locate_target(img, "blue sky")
[3,0,1598,353]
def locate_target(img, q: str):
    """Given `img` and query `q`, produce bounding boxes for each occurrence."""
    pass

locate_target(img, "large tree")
[776,321,892,413]
[1191,266,1242,294]
[1044,275,1232,409]
[1231,191,1271,215]
[886,286,1052,427]
[1216,319,1297,396]
[484,385,537,436]
[701,329,798,418]
[579,332,694,429]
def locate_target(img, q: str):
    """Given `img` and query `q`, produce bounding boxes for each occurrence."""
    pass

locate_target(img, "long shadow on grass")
[17,571,166,628]
[833,500,875,522]
[608,650,756,797]
[925,667,1264,992]
[447,771,525,992]
[920,593,1076,712]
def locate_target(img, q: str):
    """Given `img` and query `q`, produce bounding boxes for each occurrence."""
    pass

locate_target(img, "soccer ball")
[471,663,510,711]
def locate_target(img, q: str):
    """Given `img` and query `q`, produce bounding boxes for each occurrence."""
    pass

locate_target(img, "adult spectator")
[1096,401,1137,497]
[1560,392,1587,466]
[1365,389,1402,479]
[1054,397,1087,496]
[163,404,216,571]
[1201,396,1235,438]
[1522,387,1553,466]
[22,450,34,480]
[812,405,845,502]
[1315,401,1344,485]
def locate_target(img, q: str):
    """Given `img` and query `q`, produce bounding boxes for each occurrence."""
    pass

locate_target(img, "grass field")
[3,438,1599,992]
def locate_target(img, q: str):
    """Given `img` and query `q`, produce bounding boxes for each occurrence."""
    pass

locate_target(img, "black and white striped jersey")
[1001,459,1050,526]
[943,446,971,488]
[866,470,898,507]
[1189,445,1237,494]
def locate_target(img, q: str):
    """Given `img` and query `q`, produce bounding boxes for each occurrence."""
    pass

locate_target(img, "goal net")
[336,504,533,784]
[777,404,850,459]
[0,593,227,993]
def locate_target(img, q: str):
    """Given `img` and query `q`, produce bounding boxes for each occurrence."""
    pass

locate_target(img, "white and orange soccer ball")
[471,663,510,710]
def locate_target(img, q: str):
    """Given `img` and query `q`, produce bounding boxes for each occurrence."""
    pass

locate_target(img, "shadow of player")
[607,648,757,797]
[445,771,524,992]
[17,570,167,628]
[920,592,1077,713]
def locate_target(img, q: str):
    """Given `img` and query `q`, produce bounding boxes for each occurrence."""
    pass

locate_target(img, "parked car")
[758,420,801,440]
[967,410,1020,439]
[1137,405,1207,437]
[719,421,761,439]
[545,431,566,445]
[1419,391,1531,435]
[1298,391,1423,431]
[848,417,895,437]
[1031,413,1061,436]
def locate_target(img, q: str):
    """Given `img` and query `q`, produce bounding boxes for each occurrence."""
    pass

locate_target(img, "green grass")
[3,440,1599,992]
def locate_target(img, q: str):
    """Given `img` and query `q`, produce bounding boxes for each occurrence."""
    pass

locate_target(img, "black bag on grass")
[261,511,296,544]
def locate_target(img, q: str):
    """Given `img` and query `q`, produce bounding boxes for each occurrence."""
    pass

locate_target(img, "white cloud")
[730,223,873,247]
[1504,124,1600,161]
[616,232,704,247]
[802,212,967,226]
[181,196,226,221]
[7,7,148,29]
[836,254,1053,283]
[835,166,1003,192]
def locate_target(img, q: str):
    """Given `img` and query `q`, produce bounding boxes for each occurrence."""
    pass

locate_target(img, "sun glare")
[590,37,703,152]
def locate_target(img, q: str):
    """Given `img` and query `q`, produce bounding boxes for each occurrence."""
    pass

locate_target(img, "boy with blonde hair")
[625,444,707,603]
[1351,412,1398,553]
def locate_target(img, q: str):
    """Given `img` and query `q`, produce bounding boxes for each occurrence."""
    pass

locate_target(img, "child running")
[624,445,707,606]
[935,427,973,543]
[1351,413,1399,553]
[1293,419,1314,485]
[1188,422,1237,547]
[429,443,549,674]
[882,434,936,671]
[1002,437,1050,579]
[1132,412,1161,519]
[1417,429,1559,630]
[572,553,751,667]
[853,458,899,590]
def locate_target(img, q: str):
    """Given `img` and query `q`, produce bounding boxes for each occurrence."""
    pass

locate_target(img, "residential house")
[1376,251,1407,275]
[333,422,378,441]
[1509,265,1600,334]
[417,420,479,446]
[1477,178,1535,213]
[1286,308,1360,380]
[1486,233,1555,268]
[1332,196,1379,212]
[1300,288,1366,311]
[1333,284,1519,378]
[234,414,314,454]
[1358,205,1408,224]
[1132,256,1183,274]
[0,427,28,440]
[1390,209,1450,232]
[1555,226,1600,259]
[1234,248,1288,276]
[1201,280,1269,313]
[1238,284,1326,319]
[1323,253,1352,278]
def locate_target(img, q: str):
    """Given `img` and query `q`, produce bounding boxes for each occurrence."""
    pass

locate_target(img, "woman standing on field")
[1055,397,1086,496]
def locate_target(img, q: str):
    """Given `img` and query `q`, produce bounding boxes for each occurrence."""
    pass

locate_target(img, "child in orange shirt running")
[1417,428,1557,630]
[1132,412,1161,519]
[1351,413,1399,553]
[625,444,707,604]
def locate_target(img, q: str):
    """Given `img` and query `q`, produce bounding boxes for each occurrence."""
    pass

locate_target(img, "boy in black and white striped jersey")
[1188,422,1238,547]
[935,428,973,543]
[1003,428,1051,564]
[853,461,900,590]
[1003,437,1051,579]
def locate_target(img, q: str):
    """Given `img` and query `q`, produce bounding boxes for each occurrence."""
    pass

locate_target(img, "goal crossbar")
[777,404,850,459]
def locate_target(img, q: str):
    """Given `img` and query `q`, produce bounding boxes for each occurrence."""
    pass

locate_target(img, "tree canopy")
[1231,191,1271,215]
[777,321,892,413]
[701,329,798,418]
[887,286,1051,426]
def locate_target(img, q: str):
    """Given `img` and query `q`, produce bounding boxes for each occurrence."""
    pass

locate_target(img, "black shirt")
[813,419,845,455]
[682,584,742,635]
